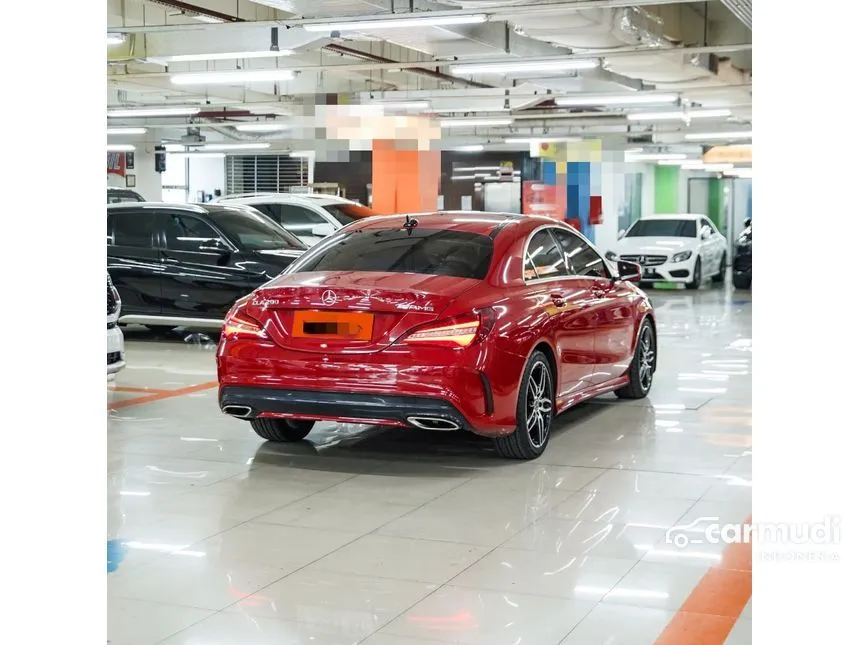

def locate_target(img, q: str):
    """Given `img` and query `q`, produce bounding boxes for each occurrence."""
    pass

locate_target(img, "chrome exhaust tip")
[407,416,460,431]
[222,405,253,419]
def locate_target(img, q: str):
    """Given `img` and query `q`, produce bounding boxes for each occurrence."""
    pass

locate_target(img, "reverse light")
[672,251,692,263]
[402,310,495,349]
[223,308,267,339]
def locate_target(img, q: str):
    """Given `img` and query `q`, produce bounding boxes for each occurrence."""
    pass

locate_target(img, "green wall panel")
[708,178,724,230]
[654,165,679,213]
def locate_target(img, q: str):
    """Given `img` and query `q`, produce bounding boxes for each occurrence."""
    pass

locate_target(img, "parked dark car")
[108,187,145,203]
[107,203,307,331]
[732,218,752,289]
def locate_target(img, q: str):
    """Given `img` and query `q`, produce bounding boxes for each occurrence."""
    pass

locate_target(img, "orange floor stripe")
[108,385,172,394]
[655,516,752,645]
[108,381,218,410]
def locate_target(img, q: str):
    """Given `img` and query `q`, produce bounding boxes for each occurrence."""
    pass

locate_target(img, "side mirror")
[311,223,336,238]
[617,228,626,240]
[199,238,230,254]
[616,259,641,283]
[700,228,712,240]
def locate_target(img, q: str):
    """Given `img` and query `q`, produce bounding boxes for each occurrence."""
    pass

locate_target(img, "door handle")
[161,256,179,264]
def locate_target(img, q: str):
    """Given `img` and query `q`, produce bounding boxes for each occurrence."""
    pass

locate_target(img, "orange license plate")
[292,311,374,341]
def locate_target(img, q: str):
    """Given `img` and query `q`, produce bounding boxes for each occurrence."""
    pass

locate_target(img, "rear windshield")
[206,207,306,251]
[322,203,375,225]
[288,228,494,279]
[626,219,697,238]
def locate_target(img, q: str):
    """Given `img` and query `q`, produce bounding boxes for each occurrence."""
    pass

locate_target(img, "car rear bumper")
[216,341,523,436]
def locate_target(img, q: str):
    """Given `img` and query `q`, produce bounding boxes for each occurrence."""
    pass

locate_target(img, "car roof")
[217,193,355,207]
[351,211,547,236]
[639,213,704,221]
[105,202,257,215]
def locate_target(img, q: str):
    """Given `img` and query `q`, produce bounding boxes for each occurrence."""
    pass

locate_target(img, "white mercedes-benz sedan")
[605,214,728,289]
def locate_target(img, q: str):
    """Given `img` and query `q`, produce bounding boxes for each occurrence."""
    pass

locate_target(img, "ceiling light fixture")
[171,69,295,86]
[203,143,272,151]
[505,136,582,144]
[681,162,734,171]
[168,152,226,159]
[234,123,292,132]
[557,93,678,107]
[451,58,598,75]
[152,50,295,63]
[627,109,732,121]
[107,127,147,135]
[289,151,314,158]
[106,144,135,152]
[108,106,200,118]
[440,118,512,128]
[455,145,485,152]
[302,13,487,32]
[626,152,687,162]
[724,168,753,178]
[685,131,752,141]
[192,15,225,24]
[107,33,125,45]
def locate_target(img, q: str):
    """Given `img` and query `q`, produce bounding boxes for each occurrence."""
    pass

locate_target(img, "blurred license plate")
[293,311,374,340]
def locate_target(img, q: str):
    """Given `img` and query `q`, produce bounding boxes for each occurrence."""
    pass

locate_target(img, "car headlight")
[605,250,618,261]
[671,251,692,263]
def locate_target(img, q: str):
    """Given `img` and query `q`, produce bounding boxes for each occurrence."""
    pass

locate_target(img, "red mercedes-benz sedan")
[217,212,656,459]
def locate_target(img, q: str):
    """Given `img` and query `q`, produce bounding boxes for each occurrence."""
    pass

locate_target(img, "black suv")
[107,203,307,331]
[732,218,752,289]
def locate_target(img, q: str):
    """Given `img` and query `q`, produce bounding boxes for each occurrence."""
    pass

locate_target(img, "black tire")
[493,351,554,460]
[615,318,656,400]
[250,418,315,442]
[733,273,752,290]
[712,254,727,283]
[146,325,175,334]
[686,258,702,290]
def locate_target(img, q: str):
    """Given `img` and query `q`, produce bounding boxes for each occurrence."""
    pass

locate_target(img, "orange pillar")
[371,140,440,215]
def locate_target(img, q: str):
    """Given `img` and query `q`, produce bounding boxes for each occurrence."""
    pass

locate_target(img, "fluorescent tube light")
[455,145,485,152]
[289,151,313,158]
[685,131,752,141]
[725,168,753,178]
[107,127,147,135]
[234,123,292,132]
[627,109,731,121]
[203,143,272,151]
[154,50,295,63]
[107,144,135,152]
[108,106,200,118]
[107,33,125,45]
[192,15,225,24]
[626,152,687,162]
[557,93,678,107]
[169,152,226,159]
[303,13,487,32]
[432,105,511,113]
[451,59,598,75]
[379,101,431,110]
[441,118,512,128]
[171,69,295,86]
[681,162,734,171]
[505,136,582,144]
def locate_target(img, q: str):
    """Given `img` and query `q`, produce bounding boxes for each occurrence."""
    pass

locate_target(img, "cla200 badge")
[251,296,279,307]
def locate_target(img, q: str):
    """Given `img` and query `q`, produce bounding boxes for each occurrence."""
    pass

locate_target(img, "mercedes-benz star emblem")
[639,256,647,264]
[321,290,338,306]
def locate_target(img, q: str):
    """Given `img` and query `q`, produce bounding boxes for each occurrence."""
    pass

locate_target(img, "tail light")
[223,302,267,340]
[401,308,495,349]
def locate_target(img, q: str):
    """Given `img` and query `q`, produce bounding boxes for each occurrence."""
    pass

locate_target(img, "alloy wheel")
[638,328,656,390]
[526,361,553,449]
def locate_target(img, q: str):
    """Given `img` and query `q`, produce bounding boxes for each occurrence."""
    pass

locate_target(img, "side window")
[552,228,608,279]
[109,211,154,248]
[524,229,569,281]
[260,203,326,237]
[161,212,224,252]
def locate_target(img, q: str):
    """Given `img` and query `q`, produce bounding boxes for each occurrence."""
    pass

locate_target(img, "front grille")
[107,351,122,365]
[620,254,667,267]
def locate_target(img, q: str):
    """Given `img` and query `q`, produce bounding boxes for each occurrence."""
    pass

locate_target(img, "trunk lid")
[244,271,478,353]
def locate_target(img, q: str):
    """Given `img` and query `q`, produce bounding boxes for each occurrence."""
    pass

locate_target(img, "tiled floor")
[108,285,752,645]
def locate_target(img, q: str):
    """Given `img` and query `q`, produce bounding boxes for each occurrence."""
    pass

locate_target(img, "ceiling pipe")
[146,0,242,23]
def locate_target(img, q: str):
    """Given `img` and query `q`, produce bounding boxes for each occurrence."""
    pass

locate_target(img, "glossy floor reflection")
[108,285,752,645]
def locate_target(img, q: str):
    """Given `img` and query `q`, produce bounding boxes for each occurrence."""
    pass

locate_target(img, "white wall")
[107,147,163,201]
[594,160,625,253]
[188,155,225,202]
